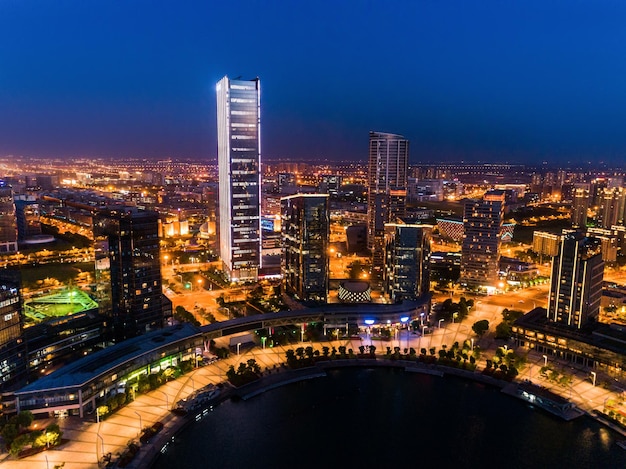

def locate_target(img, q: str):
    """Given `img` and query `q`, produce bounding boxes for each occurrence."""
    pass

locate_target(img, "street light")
[452,312,458,323]
[261,336,267,349]
[471,338,474,351]
[237,342,242,356]
[438,319,444,329]
[133,410,142,435]
[96,433,105,461]
[591,371,597,387]
[542,355,548,367]
[158,390,169,409]
[197,278,203,290]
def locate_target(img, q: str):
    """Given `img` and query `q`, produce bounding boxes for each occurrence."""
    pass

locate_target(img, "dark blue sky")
[1,0,626,166]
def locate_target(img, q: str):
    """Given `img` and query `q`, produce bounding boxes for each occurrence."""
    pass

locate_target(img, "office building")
[367,131,409,283]
[281,194,329,304]
[547,231,604,328]
[460,190,506,291]
[93,208,166,341]
[0,269,27,395]
[383,223,431,303]
[217,76,262,282]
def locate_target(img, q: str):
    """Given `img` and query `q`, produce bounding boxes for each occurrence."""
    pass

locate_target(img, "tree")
[495,322,512,340]
[472,319,490,337]
[15,410,34,429]
[10,434,31,456]
[1,423,18,445]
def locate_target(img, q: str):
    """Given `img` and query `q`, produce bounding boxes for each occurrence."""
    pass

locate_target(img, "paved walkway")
[1,328,624,468]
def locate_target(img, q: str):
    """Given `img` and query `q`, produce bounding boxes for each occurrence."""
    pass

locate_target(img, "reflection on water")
[153,368,626,469]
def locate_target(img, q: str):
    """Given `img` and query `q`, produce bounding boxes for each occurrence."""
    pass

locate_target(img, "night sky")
[1,0,626,166]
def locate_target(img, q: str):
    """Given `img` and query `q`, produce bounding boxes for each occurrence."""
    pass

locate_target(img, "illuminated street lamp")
[591,371,597,387]
[133,410,142,435]
[438,319,444,329]
[400,316,409,349]
[237,342,242,356]
[197,278,203,290]
[542,355,548,367]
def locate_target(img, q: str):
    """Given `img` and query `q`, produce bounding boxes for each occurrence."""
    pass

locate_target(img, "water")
[153,368,626,469]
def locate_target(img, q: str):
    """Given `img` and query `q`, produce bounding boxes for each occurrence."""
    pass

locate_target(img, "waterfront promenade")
[0,330,623,469]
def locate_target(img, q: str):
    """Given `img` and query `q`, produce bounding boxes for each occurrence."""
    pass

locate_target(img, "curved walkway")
[2,334,625,469]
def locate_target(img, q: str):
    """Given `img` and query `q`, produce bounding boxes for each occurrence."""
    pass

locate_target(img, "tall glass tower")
[93,208,166,342]
[217,76,262,282]
[547,231,604,328]
[281,194,330,304]
[367,131,409,284]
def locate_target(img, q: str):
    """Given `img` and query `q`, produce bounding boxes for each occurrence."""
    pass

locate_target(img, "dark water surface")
[153,368,626,469]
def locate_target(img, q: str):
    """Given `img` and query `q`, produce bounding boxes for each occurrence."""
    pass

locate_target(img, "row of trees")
[280,339,531,380]
[436,297,474,323]
[226,359,261,386]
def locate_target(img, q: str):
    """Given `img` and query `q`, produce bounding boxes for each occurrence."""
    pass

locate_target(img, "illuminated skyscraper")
[217,76,262,282]
[547,231,603,328]
[383,223,431,303]
[460,190,506,291]
[0,269,27,393]
[281,194,329,304]
[367,131,409,283]
[93,208,167,341]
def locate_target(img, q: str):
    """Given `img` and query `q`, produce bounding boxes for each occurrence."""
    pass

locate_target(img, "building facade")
[93,208,166,341]
[367,131,409,283]
[571,183,590,228]
[217,76,262,282]
[547,231,604,328]
[460,190,506,291]
[281,194,330,304]
[383,223,431,303]
[0,186,18,253]
[0,269,27,396]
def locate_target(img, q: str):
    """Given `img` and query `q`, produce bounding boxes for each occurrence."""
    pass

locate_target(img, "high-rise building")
[460,190,506,291]
[14,195,42,242]
[532,231,561,260]
[598,187,626,229]
[383,223,431,303]
[367,131,409,282]
[547,231,603,328]
[281,194,329,304]
[0,269,27,394]
[571,183,590,228]
[217,76,262,282]
[93,208,166,341]
[0,185,18,253]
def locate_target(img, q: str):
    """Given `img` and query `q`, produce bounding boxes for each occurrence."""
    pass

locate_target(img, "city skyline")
[2,1,626,166]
